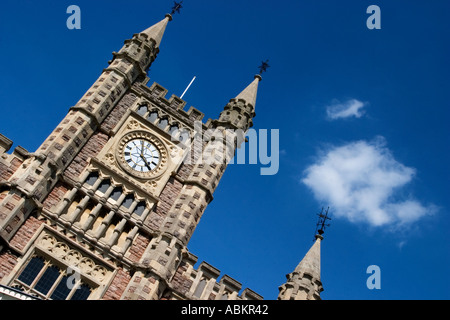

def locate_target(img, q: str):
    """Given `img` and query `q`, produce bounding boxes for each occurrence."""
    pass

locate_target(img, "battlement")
[0,134,13,154]
[169,251,263,300]
[137,80,206,123]
[0,133,30,185]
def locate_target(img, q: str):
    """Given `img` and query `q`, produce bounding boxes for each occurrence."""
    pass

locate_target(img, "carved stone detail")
[36,232,111,284]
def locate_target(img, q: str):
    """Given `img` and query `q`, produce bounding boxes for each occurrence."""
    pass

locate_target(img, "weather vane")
[258,59,270,75]
[171,1,183,15]
[314,207,331,238]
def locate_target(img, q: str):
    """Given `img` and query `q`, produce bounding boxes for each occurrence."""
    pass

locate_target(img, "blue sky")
[0,0,449,299]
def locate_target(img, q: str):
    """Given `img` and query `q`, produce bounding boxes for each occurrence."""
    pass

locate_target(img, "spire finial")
[314,207,331,240]
[258,59,270,75]
[170,1,183,15]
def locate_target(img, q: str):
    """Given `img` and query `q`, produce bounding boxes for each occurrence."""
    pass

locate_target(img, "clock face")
[123,138,160,173]
[116,130,168,180]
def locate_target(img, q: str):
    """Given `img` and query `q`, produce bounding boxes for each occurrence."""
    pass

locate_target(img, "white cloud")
[302,137,435,228]
[326,99,366,120]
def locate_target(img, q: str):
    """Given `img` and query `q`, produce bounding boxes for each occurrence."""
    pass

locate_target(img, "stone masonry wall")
[102,267,131,300]
[0,156,23,181]
[63,131,109,182]
[0,250,19,283]
[0,215,43,283]
[143,176,183,231]
[100,93,138,133]
[8,216,43,252]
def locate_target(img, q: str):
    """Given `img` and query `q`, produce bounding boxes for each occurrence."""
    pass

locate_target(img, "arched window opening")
[85,172,99,186]
[169,124,179,136]
[158,118,169,130]
[137,105,148,116]
[97,179,111,194]
[121,193,135,209]
[109,186,123,201]
[147,111,158,123]
[132,201,146,216]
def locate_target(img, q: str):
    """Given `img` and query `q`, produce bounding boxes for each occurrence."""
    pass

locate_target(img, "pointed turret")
[278,234,324,300]
[234,74,261,109]
[294,234,322,280]
[109,13,174,79]
[140,13,172,48]
[213,74,260,134]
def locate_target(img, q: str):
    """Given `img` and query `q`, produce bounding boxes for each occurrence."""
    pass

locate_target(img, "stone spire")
[140,13,173,48]
[111,13,174,78]
[278,234,324,300]
[213,74,260,135]
[234,74,261,108]
[294,234,322,279]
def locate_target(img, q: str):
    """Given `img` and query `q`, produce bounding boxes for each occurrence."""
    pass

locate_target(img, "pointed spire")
[278,234,324,300]
[140,14,172,48]
[294,234,322,280]
[214,74,260,132]
[234,74,261,108]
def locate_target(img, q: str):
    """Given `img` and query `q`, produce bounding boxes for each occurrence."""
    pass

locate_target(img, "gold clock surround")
[116,131,168,180]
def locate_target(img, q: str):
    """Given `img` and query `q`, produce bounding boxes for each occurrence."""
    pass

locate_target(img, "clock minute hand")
[140,154,152,170]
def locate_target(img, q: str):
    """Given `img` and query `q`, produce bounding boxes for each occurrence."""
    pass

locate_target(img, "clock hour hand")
[140,140,145,157]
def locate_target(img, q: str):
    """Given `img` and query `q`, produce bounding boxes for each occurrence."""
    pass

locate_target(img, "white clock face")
[123,138,160,173]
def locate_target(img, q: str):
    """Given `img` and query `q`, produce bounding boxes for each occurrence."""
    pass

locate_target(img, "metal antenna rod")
[180,76,196,99]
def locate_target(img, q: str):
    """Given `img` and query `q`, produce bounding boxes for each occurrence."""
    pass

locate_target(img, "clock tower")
[0,12,268,300]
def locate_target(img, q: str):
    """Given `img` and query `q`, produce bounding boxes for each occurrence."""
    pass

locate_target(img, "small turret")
[278,234,324,300]
[278,209,331,300]
[214,74,260,133]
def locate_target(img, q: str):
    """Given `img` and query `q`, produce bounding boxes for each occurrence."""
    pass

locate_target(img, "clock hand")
[140,140,145,157]
[140,154,152,170]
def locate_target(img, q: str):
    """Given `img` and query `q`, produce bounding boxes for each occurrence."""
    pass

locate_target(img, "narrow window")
[169,124,179,136]
[132,201,146,216]
[193,279,207,298]
[70,283,92,300]
[18,256,45,286]
[34,265,60,295]
[147,111,158,123]
[85,172,99,186]
[158,118,168,130]
[121,193,135,209]
[50,274,72,300]
[109,186,122,201]
[97,179,111,194]
[137,105,148,116]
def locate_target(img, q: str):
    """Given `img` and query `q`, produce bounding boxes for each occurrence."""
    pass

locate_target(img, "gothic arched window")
[132,201,146,216]
[137,105,148,116]
[158,118,169,130]
[109,186,123,201]
[97,179,111,194]
[168,124,179,136]
[85,172,99,186]
[16,255,94,300]
[147,111,158,123]
[121,193,135,209]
